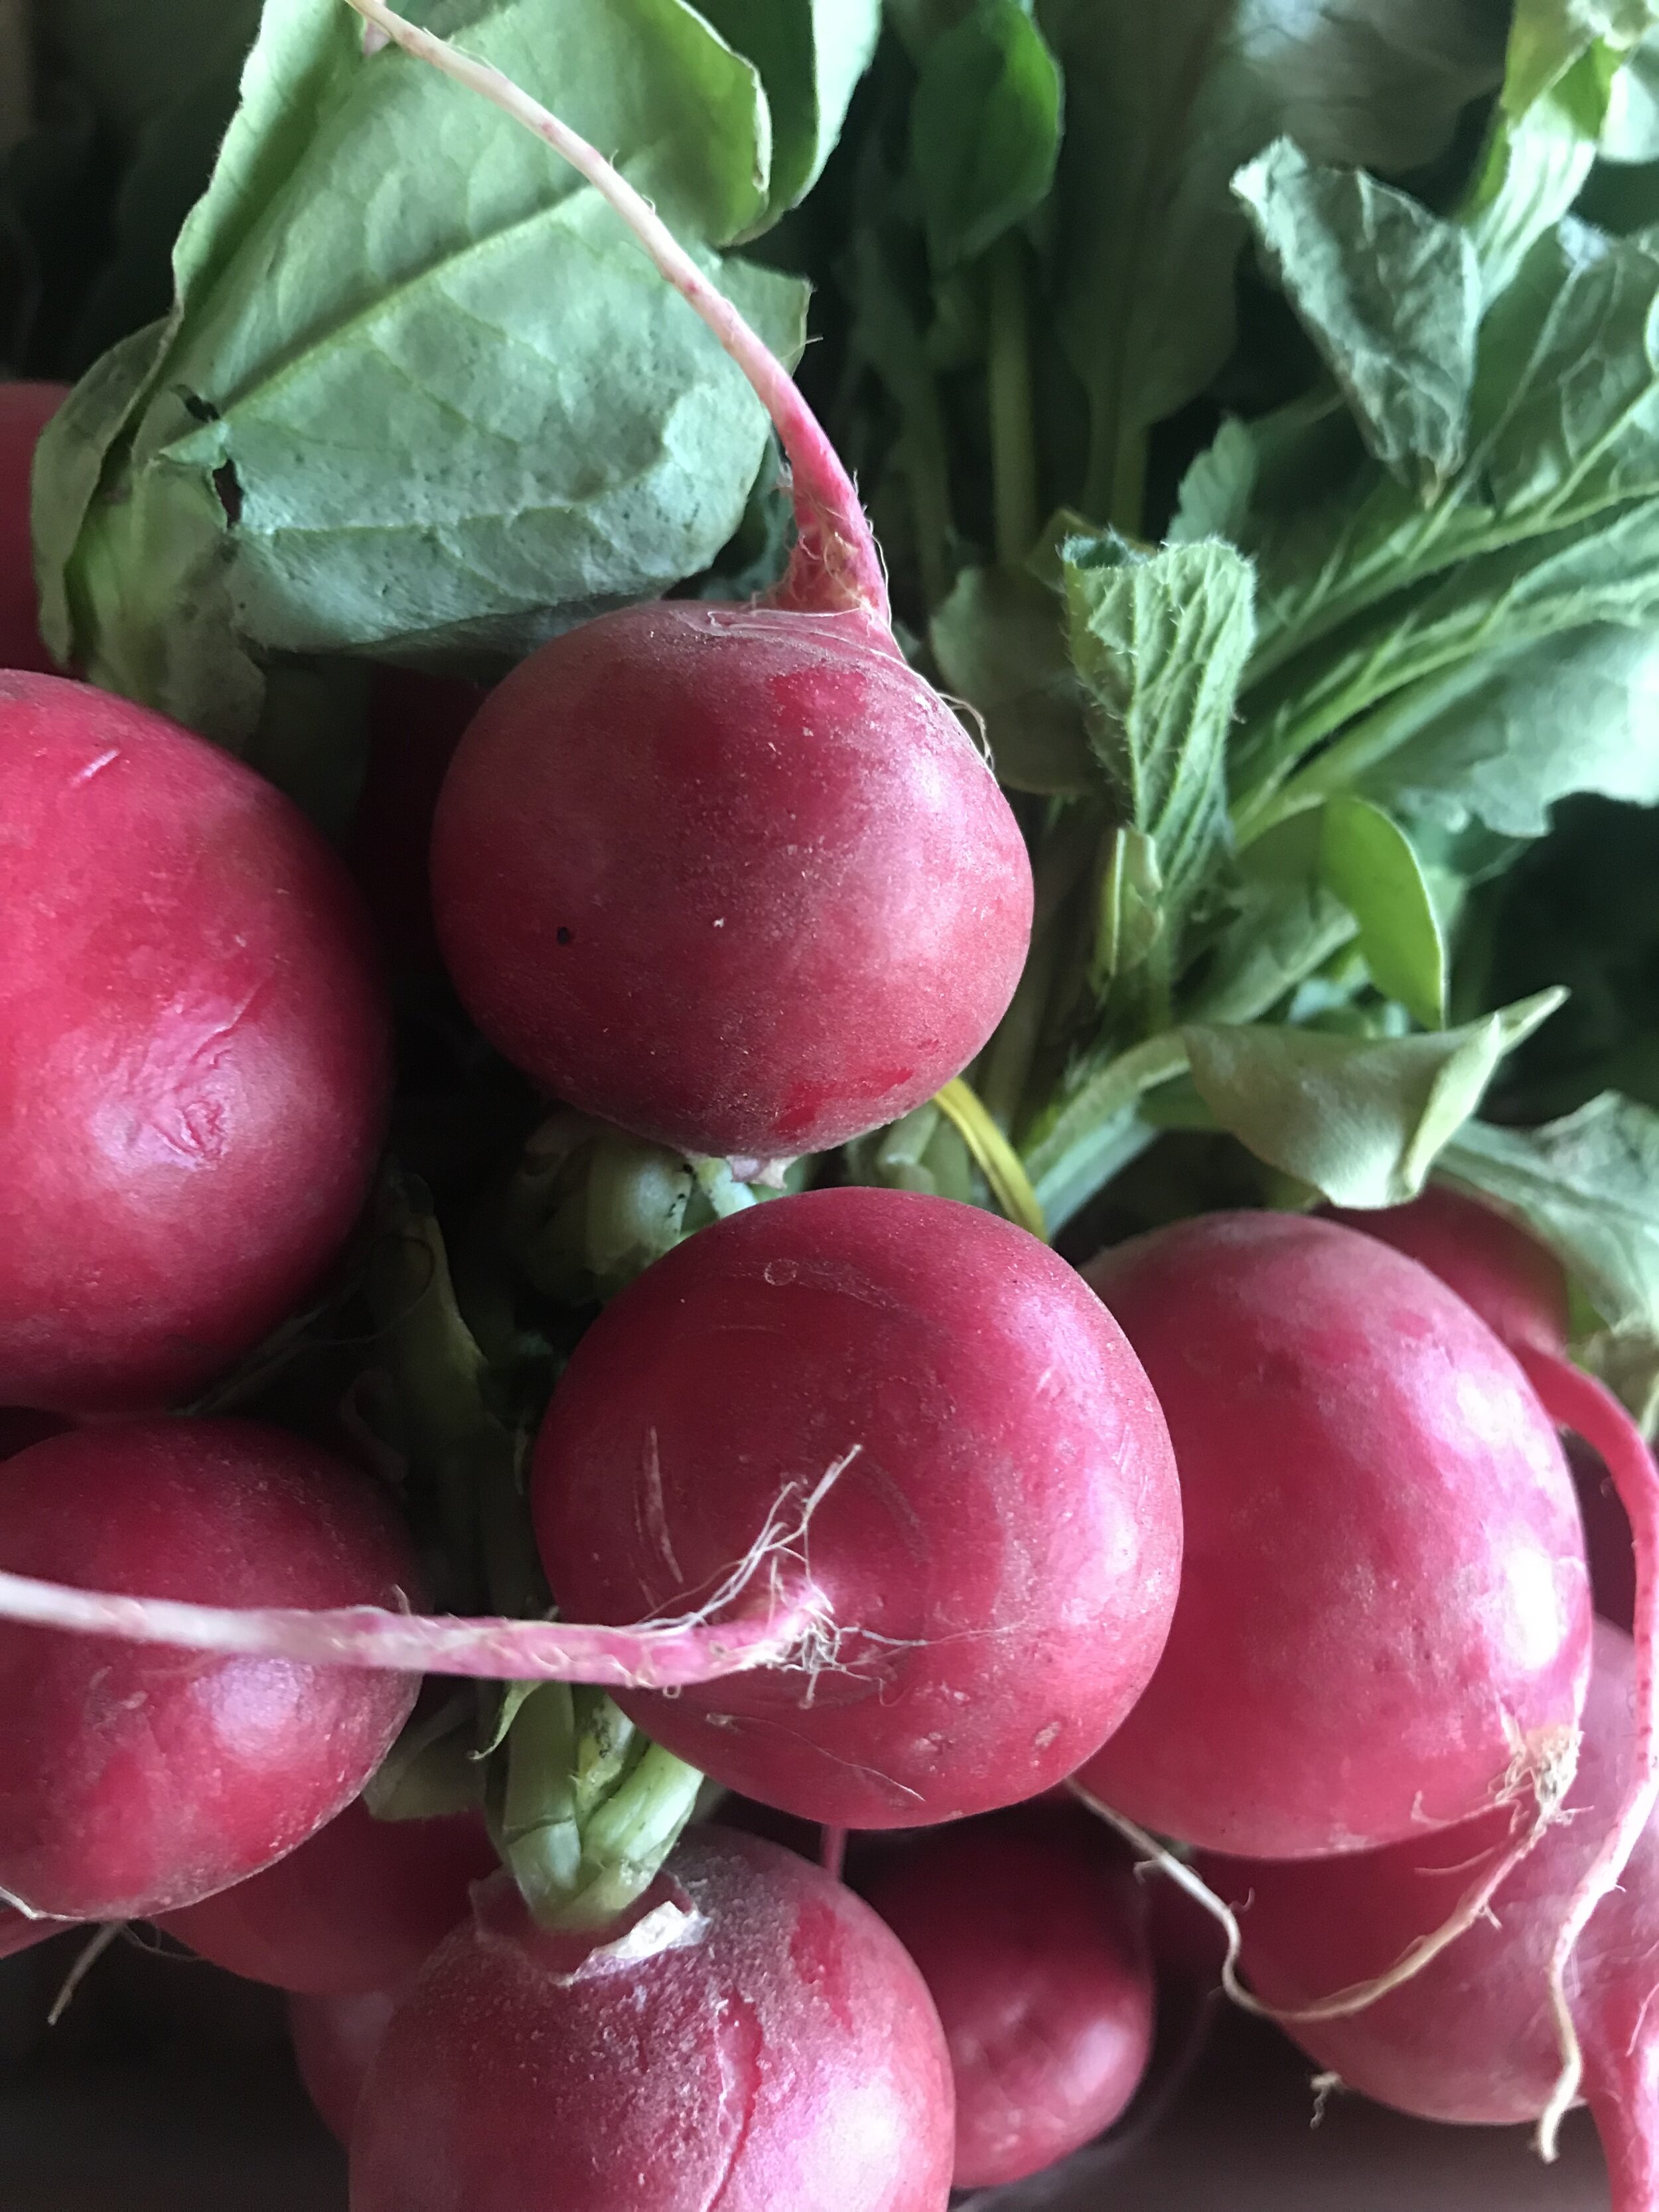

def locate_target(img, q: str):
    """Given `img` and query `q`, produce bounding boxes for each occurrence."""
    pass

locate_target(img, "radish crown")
[343,0,891,627]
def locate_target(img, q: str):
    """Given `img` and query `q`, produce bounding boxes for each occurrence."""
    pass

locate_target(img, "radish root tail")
[0,1456,857,1690]
[1518,1345,1659,2164]
[1073,1724,1577,2029]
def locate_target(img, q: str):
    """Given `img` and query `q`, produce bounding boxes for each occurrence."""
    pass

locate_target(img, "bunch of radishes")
[1,7,1657,2207]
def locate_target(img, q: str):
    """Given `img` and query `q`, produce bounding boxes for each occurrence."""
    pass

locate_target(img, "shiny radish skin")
[1076,1213,1591,1858]
[431,603,1032,1159]
[863,1818,1155,2188]
[1326,1185,1570,1356]
[163,1800,496,1996]
[532,1187,1182,1830]
[291,1987,402,2144]
[0,1420,421,1921]
[0,382,68,672]
[0,673,390,1413]
[350,1830,956,2212]
[1202,1625,1659,2209]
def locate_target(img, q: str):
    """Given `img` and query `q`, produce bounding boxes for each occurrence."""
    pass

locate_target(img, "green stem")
[499,1688,704,1934]
[987,234,1039,571]
[1021,1031,1190,1232]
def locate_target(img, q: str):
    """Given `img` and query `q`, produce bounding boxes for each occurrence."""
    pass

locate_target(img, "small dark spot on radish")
[557,926,574,946]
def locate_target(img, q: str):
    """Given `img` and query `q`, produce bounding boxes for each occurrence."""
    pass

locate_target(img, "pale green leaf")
[1183,989,1565,1206]
[1062,534,1255,915]
[1233,139,1480,492]
[1319,796,1447,1026]
[1349,622,1659,835]
[1441,1093,1659,1342]
[35,0,806,743]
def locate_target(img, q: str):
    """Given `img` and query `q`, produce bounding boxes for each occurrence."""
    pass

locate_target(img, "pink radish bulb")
[1075,1212,1591,1858]
[1326,1184,1570,1357]
[1200,1623,1659,2207]
[532,1186,1182,1830]
[1329,1188,1659,2007]
[862,1816,1156,2187]
[291,1986,403,2144]
[0,672,390,1413]
[0,382,68,672]
[163,1799,497,1996]
[349,0,1033,1162]
[350,1828,956,2212]
[430,606,1033,1159]
[0,1420,421,1921]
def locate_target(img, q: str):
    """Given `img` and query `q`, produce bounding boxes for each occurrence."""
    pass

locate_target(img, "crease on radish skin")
[1514,1345,1659,2162]
[1073,1722,1581,2030]
[340,0,891,628]
[0,1458,857,1686]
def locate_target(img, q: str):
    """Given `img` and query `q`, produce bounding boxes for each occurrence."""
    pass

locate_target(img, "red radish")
[350,0,1033,1163]
[1075,1212,1591,1858]
[291,1986,402,2144]
[1326,1184,1570,1356]
[0,382,68,673]
[350,1828,956,2212]
[1330,1186,1659,2106]
[862,1816,1155,2187]
[532,1186,1182,1830]
[162,1799,496,1995]
[0,1205,1169,1745]
[0,1419,421,1921]
[1200,1623,1659,2205]
[0,672,391,1414]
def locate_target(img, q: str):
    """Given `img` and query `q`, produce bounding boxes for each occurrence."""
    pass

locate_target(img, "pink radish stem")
[341,0,890,626]
[0,1566,829,1688]
[1517,1345,1659,2160]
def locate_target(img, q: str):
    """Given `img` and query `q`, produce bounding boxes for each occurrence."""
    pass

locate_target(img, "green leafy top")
[33,0,863,743]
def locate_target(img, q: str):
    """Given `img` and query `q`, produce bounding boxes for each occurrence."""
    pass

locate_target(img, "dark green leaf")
[911,0,1063,269]
[1033,0,1506,528]
[1233,139,1480,492]
[1183,988,1565,1205]
[929,564,1097,793]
